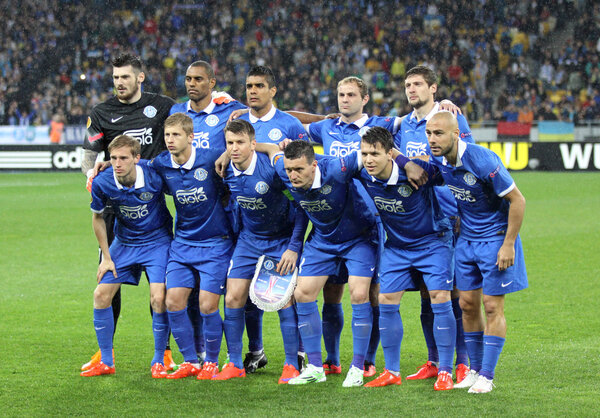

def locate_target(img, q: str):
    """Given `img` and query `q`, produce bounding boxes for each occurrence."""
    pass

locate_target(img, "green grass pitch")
[0,171,599,416]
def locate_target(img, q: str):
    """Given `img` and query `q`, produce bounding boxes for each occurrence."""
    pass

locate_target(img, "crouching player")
[149,113,234,379]
[212,119,307,383]
[426,111,527,393]
[81,135,172,377]
[334,127,457,390]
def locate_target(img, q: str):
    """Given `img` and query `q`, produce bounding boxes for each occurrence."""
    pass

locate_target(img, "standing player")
[395,65,472,383]
[426,111,527,393]
[236,65,308,373]
[149,113,234,380]
[80,53,176,371]
[81,135,172,378]
[213,119,307,383]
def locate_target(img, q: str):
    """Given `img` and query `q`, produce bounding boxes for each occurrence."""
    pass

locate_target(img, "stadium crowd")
[0,0,597,127]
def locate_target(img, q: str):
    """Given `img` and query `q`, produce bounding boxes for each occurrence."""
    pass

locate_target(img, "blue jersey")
[395,103,473,218]
[354,157,450,249]
[431,140,516,241]
[90,161,172,246]
[224,152,306,252]
[170,100,247,151]
[272,153,375,244]
[240,106,307,144]
[308,114,401,157]
[149,147,232,244]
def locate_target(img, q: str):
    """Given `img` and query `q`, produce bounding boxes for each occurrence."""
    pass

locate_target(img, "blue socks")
[480,335,505,380]
[151,312,169,366]
[365,305,380,365]
[420,298,439,363]
[245,299,264,352]
[167,308,198,364]
[202,310,223,364]
[379,303,403,373]
[431,301,456,374]
[351,302,372,369]
[278,305,300,369]
[93,307,114,367]
[223,307,245,368]
[296,301,323,367]
[322,302,343,365]
[464,331,484,373]
[452,298,468,366]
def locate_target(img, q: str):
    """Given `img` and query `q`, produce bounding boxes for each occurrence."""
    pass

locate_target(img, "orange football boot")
[364,370,402,387]
[278,364,300,384]
[406,361,438,380]
[196,361,219,380]
[166,362,200,379]
[80,361,115,377]
[434,371,454,391]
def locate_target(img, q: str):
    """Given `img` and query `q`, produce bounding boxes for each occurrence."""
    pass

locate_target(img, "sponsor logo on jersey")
[205,114,219,127]
[139,192,154,201]
[255,181,269,194]
[329,140,359,157]
[299,199,332,212]
[463,172,477,185]
[489,165,501,178]
[374,196,405,213]
[123,127,153,145]
[237,196,267,210]
[176,187,207,204]
[194,168,208,181]
[193,132,210,149]
[358,126,371,137]
[119,204,149,219]
[405,141,428,157]
[143,105,157,118]
[448,185,476,202]
[268,128,283,142]
[397,185,412,197]
[320,184,332,195]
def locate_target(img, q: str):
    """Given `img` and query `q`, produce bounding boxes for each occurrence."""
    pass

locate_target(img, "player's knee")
[429,290,451,304]
[225,292,244,309]
[483,299,504,318]
[93,286,112,309]
[165,293,186,312]
[458,296,478,315]
[150,293,166,313]
[294,286,313,303]
[349,287,369,304]
[199,298,219,314]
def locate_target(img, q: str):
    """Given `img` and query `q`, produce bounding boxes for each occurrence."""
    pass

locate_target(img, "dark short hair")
[188,60,215,79]
[111,54,143,73]
[283,140,314,163]
[108,135,141,157]
[337,76,369,98]
[225,119,255,141]
[164,112,194,136]
[405,65,437,87]
[361,127,394,153]
[247,65,276,88]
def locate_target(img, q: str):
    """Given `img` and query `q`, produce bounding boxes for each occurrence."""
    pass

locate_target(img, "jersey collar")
[337,114,369,128]
[442,139,467,167]
[186,100,216,115]
[410,102,440,123]
[249,105,276,123]
[370,160,399,185]
[231,151,258,176]
[171,146,196,169]
[310,165,323,189]
[114,165,145,189]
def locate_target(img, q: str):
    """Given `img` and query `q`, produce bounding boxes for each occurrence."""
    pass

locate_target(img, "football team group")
[79,54,527,394]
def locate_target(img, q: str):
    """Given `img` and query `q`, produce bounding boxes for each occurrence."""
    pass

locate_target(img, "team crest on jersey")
[268,128,283,142]
[463,172,477,186]
[398,185,412,197]
[194,168,208,181]
[358,126,371,137]
[205,114,219,127]
[255,181,269,194]
[143,105,157,118]
[320,184,332,195]
[264,259,275,270]
[139,192,154,201]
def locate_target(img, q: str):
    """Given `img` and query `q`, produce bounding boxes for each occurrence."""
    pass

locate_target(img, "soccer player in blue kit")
[81,135,172,378]
[395,66,472,383]
[327,127,458,390]
[212,119,307,383]
[148,113,234,380]
[426,111,527,393]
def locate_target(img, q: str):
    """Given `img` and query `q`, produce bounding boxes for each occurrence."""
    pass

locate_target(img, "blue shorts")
[379,233,454,294]
[299,235,376,278]
[455,236,528,295]
[100,237,170,285]
[166,238,234,294]
[228,234,292,279]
